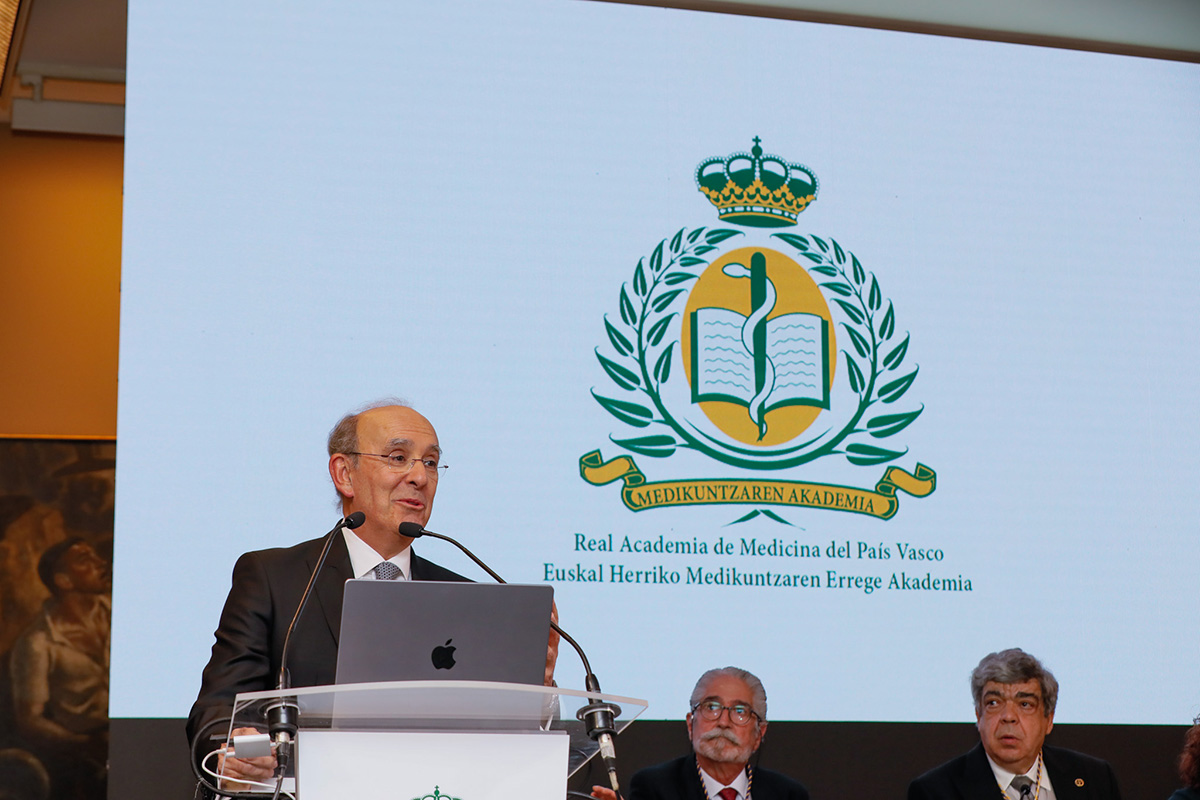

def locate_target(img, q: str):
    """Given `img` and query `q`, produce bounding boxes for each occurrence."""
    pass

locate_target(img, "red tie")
[718,789,738,800]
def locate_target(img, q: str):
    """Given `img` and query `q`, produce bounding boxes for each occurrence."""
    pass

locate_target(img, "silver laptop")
[335,580,553,686]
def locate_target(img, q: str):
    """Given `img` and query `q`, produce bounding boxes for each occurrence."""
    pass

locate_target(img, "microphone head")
[344,511,366,529]
[398,521,425,538]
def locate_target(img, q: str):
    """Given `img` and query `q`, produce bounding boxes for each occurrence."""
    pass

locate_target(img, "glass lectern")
[223,680,647,800]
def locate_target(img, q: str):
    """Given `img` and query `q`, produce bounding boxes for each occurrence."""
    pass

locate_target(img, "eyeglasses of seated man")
[691,700,760,726]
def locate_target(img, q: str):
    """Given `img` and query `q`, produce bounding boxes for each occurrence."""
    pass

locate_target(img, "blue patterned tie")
[374,561,401,581]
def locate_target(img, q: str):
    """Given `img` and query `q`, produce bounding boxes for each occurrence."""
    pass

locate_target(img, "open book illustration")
[690,251,830,440]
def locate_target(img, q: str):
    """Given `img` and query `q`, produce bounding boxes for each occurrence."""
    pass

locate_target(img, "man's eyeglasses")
[347,452,448,479]
[690,700,759,726]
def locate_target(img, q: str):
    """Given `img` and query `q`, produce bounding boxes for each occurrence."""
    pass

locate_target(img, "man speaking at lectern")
[187,401,560,787]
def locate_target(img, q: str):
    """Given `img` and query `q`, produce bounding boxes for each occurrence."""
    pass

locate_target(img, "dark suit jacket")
[629,755,809,800]
[907,743,1122,800]
[186,532,466,748]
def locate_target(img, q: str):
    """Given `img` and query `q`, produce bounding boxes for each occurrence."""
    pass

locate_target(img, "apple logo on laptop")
[431,639,457,670]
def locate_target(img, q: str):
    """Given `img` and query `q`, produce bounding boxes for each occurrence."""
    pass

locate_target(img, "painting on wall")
[0,439,114,800]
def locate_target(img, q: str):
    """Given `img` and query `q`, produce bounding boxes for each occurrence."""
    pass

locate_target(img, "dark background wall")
[112,717,1186,798]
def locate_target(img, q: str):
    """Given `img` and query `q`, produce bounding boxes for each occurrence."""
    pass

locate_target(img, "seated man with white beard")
[592,666,809,800]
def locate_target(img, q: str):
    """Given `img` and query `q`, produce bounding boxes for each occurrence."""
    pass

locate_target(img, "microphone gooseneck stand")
[268,511,367,784]
[398,521,624,796]
[190,513,367,800]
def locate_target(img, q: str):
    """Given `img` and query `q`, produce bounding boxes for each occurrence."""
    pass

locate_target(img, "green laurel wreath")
[593,227,922,469]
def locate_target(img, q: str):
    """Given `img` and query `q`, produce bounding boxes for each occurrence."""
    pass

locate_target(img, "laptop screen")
[335,580,553,686]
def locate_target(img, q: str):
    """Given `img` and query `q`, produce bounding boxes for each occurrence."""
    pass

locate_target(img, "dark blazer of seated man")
[593,666,808,800]
[908,648,1122,800]
[187,401,559,790]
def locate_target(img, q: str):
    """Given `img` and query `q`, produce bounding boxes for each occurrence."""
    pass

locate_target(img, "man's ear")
[685,711,693,742]
[329,454,355,498]
[53,571,73,593]
[756,719,768,746]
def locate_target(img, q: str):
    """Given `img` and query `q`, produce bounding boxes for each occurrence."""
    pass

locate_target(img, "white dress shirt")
[985,751,1057,800]
[342,528,412,580]
[698,762,750,800]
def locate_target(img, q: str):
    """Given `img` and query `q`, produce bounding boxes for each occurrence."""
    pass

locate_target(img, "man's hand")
[591,786,619,800]
[216,727,278,790]
[544,600,560,686]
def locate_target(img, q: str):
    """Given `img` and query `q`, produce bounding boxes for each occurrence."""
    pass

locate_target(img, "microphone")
[398,522,624,796]
[277,511,365,690]
[399,521,505,582]
[261,512,366,764]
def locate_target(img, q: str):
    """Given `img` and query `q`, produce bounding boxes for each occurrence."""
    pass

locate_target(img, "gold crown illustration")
[695,137,818,227]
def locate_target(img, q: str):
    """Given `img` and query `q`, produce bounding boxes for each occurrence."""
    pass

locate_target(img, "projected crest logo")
[580,138,936,523]
[413,788,459,800]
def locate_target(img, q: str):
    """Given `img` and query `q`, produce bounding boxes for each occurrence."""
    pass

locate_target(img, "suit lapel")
[954,743,1003,799]
[311,533,352,646]
[1042,748,1081,799]
[681,755,706,800]
[410,548,428,581]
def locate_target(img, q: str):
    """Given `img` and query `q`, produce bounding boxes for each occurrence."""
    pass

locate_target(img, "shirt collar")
[697,759,749,800]
[984,749,1049,796]
[342,528,412,580]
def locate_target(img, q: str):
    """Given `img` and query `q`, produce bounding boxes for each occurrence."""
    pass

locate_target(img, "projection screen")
[112,0,1200,727]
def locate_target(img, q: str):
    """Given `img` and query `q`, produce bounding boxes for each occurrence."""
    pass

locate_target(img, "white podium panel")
[297,729,569,800]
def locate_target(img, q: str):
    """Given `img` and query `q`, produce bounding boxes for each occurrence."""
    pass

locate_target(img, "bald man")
[188,401,559,787]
